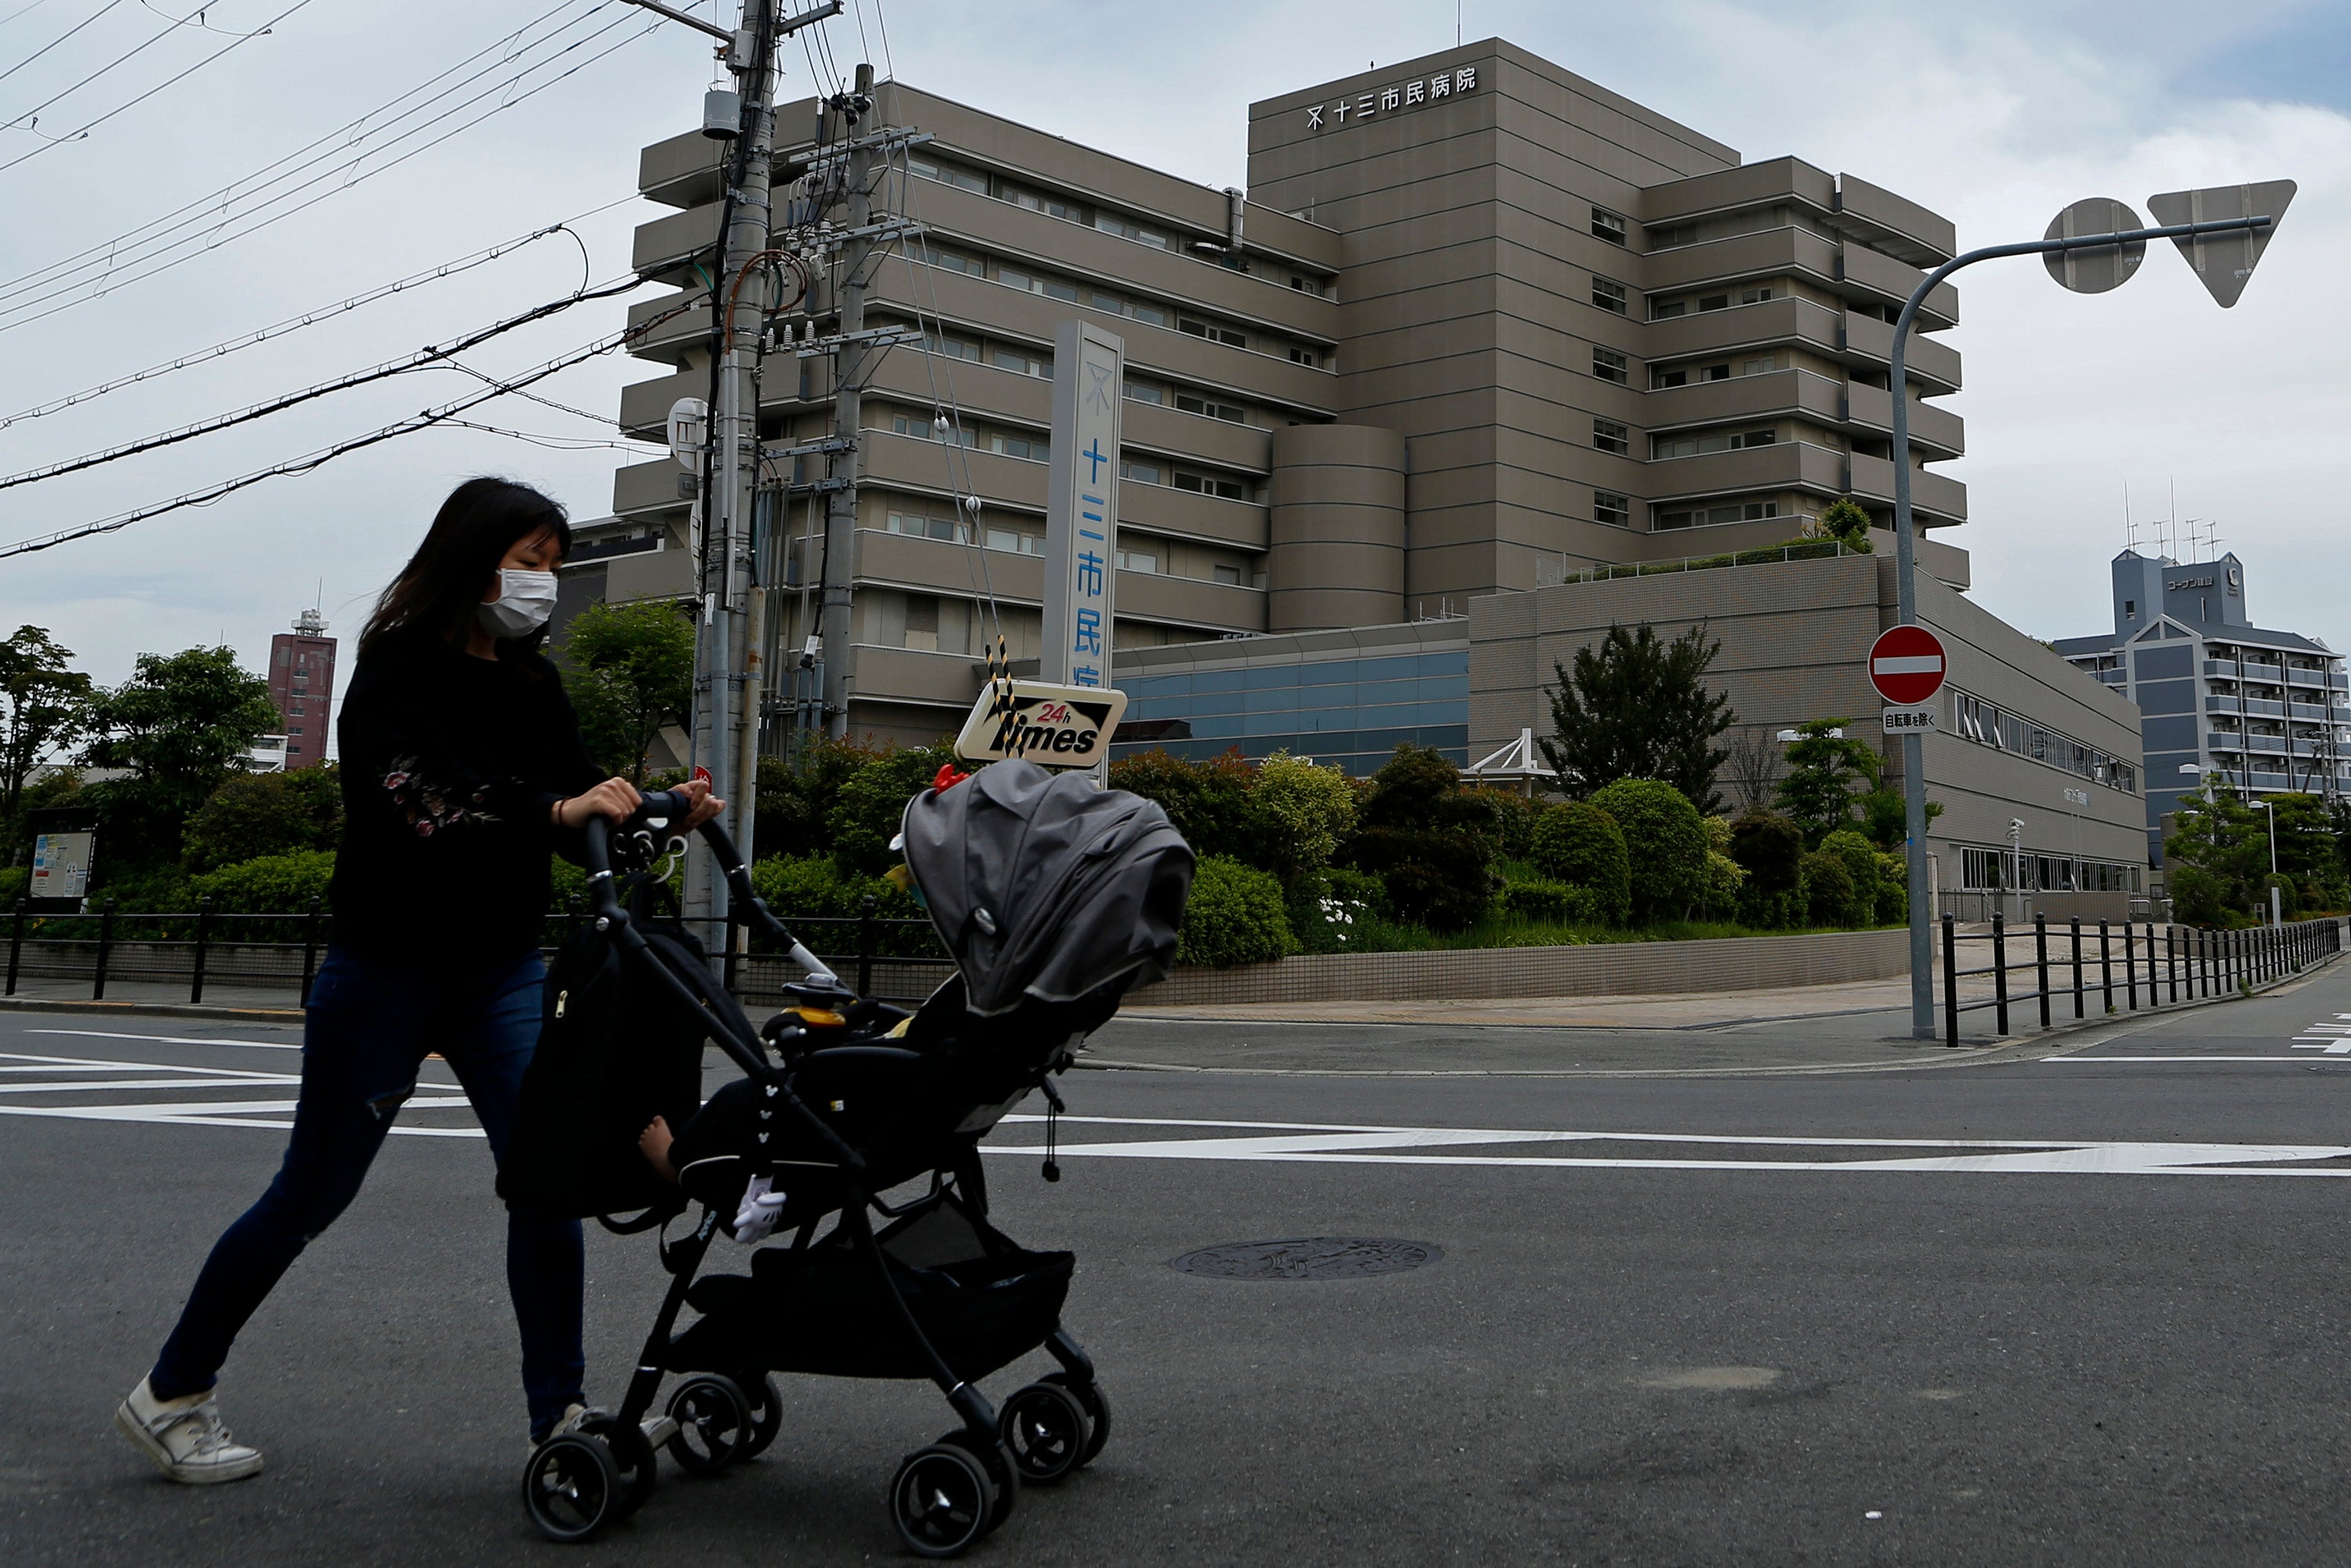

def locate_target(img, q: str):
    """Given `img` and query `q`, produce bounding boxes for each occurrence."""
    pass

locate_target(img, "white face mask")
[477,568,558,638]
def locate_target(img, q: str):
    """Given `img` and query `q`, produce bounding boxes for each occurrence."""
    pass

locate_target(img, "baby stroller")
[505,760,1193,1555]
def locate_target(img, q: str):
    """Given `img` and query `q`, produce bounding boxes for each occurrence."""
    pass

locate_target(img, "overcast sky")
[1,0,2345,744]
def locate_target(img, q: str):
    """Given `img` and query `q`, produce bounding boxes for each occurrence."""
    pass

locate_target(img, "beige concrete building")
[574,38,1968,748]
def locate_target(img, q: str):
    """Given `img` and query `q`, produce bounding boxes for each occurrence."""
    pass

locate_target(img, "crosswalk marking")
[0,1050,474,1134]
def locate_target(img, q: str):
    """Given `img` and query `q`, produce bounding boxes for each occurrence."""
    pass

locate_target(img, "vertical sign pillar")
[1041,321,1125,775]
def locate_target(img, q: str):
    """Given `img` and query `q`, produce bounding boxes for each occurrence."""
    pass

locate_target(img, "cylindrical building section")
[1266,424,1407,632]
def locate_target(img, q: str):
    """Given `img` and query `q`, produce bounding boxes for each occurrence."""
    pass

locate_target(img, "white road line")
[985,1115,2351,1178]
[2045,1056,2333,1063]
[26,1028,299,1051]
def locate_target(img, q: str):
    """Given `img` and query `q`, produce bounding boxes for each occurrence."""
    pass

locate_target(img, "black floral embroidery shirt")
[328,629,603,961]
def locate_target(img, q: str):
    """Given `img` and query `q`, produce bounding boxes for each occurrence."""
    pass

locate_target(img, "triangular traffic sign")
[2146,180,2296,307]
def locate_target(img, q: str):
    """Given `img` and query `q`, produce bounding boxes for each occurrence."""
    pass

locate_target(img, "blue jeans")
[150,945,586,1438]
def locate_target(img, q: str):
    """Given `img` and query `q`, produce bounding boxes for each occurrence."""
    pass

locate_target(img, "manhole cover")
[1169,1237,1440,1280]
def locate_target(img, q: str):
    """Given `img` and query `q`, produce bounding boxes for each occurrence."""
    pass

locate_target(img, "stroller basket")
[669,1195,1073,1383]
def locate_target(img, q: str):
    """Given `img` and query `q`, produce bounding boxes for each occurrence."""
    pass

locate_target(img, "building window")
[1592,277,1628,315]
[903,594,940,652]
[1951,689,2138,793]
[907,156,987,194]
[1122,378,1165,404]
[1288,346,1320,367]
[1178,317,1246,348]
[1592,418,1629,455]
[887,509,968,543]
[1650,221,1699,248]
[1740,355,1777,376]
[1095,212,1172,249]
[989,345,1050,378]
[1740,284,1775,304]
[1117,547,1158,574]
[1213,563,1242,585]
[1653,501,1778,531]
[1594,490,1630,527]
[923,331,982,363]
[985,431,1049,462]
[1590,208,1628,245]
[1697,293,1730,312]
[1652,298,1686,320]
[910,241,984,276]
[984,526,1044,556]
[1591,346,1628,385]
[1173,470,1247,501]
[1174,392,1245,422]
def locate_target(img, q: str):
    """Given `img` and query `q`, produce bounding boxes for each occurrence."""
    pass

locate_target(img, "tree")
[1247,751,1358,888]
[1729,808,1804,928]
[1816,497,1874,552]
[80,647,277,874]
[1774,719,1883,847]
[829,741,960,874]
[1589,777,1709,922]
[182,768,342,873]
[2164,777,2273,922]
[1342,744,1497,931]
[0,626,93,837]
[556,599,695,784]
[1721,726,1781,813]
[1538,623,1736,812]
[1108,748,1256,862]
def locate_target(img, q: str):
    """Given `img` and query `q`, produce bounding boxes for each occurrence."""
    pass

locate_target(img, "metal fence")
[1936,911,2342,1048]
[2,894,958,1008]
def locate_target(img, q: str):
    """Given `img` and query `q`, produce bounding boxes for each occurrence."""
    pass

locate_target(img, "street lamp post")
[1888,188,2292,1039]
[2257,795,2280,925]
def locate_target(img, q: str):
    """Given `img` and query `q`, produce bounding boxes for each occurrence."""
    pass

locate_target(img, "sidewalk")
[1121,976,1914,1030]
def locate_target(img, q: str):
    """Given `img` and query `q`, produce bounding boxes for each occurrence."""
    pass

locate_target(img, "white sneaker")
[116,1376,263,1485]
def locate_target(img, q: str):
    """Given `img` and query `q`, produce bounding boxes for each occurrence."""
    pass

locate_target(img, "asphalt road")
[2,963,2347,1566]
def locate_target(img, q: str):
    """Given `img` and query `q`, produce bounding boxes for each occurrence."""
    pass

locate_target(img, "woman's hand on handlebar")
[552,777,642,831]
[672,776,726,831]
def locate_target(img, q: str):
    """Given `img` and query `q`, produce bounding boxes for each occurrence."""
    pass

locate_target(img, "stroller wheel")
[998,1382,1091,1485]
[1041,1371,1112,1467]
[665,1375,752,1476]
[521,1434,621,1544]
[889,1443,994,1558]
[938,1429,1017,1535]
[736,1372,784,1458]
[576,1409,657,1518]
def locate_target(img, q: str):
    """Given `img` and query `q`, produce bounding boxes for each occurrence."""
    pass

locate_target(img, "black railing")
[0,894,953,1008]
[1937,911,2342,1047]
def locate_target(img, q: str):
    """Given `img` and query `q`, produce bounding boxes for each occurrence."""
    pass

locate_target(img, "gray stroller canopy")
[900,759,1195,1016]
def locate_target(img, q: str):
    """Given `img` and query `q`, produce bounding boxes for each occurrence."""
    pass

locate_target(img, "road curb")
[0,996,302,1025]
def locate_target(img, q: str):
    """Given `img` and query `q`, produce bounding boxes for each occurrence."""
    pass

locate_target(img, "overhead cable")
[0,0,128,89]
[0,300,695,560]
[0,205,626,430]
[0,0,315,175]
[0,2,649,329]
[0,273,646,493]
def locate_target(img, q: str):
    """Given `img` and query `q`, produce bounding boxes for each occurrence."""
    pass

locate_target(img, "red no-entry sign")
[1868,625,1947,706]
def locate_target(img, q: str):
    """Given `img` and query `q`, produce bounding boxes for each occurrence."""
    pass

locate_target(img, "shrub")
[1342,745,1498,931]
[1465,787,1545,860]
[1819,830,1888,922]
[1737,882,1799,931]
[189,849,335,914]
[2167,864,2230,926]
[1873,850,1908,925]
[828,743,960,874]
[182,769,342,873]
[0,866,24,907]
[1108,748,1255,862]
[748,853,928,957]
[1248,751,1358,885]
[1589,777,1708,923]
[1177,856,1296,968]
[1528,801,1631,925]
[1798,849,1863,929]
[1728,809,1803,896]
[1498,877,1607,925]
[1698,849,1748,918]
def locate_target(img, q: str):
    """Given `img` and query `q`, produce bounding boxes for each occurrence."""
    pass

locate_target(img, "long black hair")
[362,476,571,657]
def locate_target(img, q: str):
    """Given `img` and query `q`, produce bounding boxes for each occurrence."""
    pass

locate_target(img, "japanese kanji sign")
[1041,319,1125,694]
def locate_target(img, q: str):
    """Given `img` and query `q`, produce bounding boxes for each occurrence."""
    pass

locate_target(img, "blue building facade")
[2056,550,2348,865]
[1108,622,1469,776]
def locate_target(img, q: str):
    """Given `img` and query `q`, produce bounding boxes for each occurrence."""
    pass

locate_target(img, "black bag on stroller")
[513,761,1192,1559]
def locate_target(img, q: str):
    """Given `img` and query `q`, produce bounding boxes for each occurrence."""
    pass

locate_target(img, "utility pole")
[683,0,781,940]
[817,62,875,739]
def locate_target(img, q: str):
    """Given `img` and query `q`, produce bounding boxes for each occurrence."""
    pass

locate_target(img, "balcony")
[1834,174,1957,266]
[1836,242,1958,328]
[1638,157,1839,229]
[1641,226,1840,297]
[1644,439,1849,504]
[2206,693,2241,714]
[1643,368,1845,433]
[1843,381,1964,459]
[2243,661,2284,682]
[1838,310,1961,393]
[631,202,721,279]
[2241,697,2287,719]
[1847,452,1968,525]
[1642,296,1842,367]
[638,129,726,211]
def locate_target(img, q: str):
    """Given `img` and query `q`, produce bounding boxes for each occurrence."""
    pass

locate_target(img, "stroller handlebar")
[579,804,843,992]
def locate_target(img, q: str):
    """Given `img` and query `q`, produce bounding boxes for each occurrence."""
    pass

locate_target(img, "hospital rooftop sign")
[1305,64,1478,130]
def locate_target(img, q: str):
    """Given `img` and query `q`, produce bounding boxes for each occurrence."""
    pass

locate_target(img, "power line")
[0,204,626,430]
[0,2,647,329]
[1,0,221,132]
[0,0,315,175]
[435,417,661,451]
[0,302,695,560]
[0,0,128,89]
[0,274,646,493]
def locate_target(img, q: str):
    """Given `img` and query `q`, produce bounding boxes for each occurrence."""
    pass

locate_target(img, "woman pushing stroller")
[117,477,723,1484]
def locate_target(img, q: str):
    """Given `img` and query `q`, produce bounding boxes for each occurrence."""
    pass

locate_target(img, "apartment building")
[2056,550,2350,865]
[577,38,1968,748]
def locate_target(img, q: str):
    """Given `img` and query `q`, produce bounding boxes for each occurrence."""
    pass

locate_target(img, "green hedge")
[1588,778,1708,923]
[188,849,336,914]
[1178,856,1297,969]
[1529,801,1631,925]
